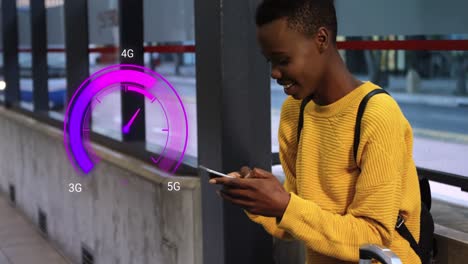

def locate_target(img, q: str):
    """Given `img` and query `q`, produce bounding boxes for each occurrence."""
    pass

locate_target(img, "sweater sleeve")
[276,103,408,262]
[244,175,296,241]
[243,97,300,241]
[244,140,297,241]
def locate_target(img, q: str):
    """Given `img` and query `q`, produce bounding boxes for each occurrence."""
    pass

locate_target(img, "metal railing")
[272,153,468,193]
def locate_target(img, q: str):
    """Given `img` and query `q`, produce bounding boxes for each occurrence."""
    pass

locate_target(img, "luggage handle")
[359,244,402,264]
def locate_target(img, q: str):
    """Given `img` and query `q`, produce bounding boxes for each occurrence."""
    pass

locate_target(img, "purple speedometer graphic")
[64,64,188,174]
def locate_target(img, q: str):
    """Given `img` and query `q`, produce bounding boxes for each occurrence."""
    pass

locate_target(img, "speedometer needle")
[122,108,141,134]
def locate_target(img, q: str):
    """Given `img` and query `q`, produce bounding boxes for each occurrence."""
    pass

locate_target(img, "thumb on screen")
[250,168,271,179]
[227,172,242,178]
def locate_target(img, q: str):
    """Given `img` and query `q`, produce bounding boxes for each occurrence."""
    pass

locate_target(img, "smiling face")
[257,17,330,100]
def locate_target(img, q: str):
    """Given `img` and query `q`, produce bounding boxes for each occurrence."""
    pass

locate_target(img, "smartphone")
[199,165,236,178]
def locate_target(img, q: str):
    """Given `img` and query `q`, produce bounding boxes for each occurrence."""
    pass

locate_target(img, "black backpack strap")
[353,89,426,263]
[297,96,313,144]
[353,89,389,163]
[419,177,432,210]
[295,88,425,262]
[396,216,425,261]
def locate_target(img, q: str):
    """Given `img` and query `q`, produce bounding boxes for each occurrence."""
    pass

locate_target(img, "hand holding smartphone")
[199,165,236,178]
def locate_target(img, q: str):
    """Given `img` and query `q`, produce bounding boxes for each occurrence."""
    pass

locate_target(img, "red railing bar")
[337,40,468,51]
[144,45,196,53]
[12,40,468,53]
[89,46,119,53]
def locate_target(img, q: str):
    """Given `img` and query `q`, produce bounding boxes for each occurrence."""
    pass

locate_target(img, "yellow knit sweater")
[247,82,421,263]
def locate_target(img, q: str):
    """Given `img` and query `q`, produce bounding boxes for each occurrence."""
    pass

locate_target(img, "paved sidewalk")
[0,195,69,264]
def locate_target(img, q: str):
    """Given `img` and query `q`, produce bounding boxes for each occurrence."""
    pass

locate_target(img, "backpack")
[296,89,435,264]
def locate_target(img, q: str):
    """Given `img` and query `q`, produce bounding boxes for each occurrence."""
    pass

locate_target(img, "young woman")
[210,0,421,263]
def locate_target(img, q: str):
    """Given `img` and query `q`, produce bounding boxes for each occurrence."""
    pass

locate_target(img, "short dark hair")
[256,0,338,43]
